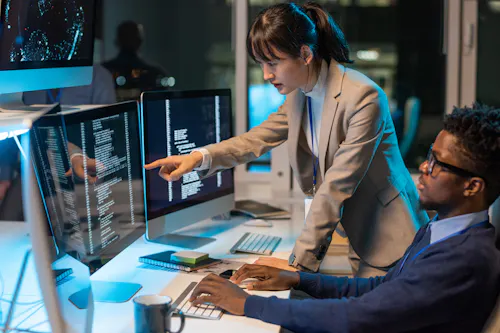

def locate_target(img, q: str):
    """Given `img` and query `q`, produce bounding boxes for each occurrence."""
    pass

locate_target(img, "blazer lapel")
[287,90,305,179]
[318,60,345,178]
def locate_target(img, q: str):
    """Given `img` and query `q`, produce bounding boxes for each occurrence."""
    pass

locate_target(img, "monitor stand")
[69,281,142,309]
[148,234,216,249]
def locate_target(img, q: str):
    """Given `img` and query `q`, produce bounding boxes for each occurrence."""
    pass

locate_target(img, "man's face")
[417,130,470,211]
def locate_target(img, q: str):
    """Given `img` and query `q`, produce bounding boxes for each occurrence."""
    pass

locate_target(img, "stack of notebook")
[139,251,220,272]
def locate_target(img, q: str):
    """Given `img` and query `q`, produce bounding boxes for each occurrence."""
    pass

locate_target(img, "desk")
[91,186,306,333]
[1,184,351,332]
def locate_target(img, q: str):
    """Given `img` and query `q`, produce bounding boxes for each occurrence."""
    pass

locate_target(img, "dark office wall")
[477,0,500,108]
[394,0,446,116]
[102,0,232,90]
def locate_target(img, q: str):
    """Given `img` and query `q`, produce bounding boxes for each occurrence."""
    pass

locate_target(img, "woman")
[145,2,428,277]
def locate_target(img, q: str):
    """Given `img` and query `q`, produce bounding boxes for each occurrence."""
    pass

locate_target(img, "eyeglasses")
[424,145,480,179]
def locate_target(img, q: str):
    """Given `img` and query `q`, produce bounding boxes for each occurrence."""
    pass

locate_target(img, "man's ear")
[300,45,314,65]
[464,177,486,198]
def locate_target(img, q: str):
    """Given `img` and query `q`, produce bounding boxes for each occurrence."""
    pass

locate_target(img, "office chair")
[398,97,421,159]
[482,198,500,332]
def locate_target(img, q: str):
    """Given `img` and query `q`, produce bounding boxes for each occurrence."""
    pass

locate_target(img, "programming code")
[74,112,139,254]
[144,94,233,218]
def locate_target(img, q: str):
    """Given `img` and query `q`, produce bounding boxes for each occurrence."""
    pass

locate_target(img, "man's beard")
[418,200,437,213]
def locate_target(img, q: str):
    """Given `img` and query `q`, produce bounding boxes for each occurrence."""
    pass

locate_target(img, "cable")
[0,298,44,306]
[9,302,45,332]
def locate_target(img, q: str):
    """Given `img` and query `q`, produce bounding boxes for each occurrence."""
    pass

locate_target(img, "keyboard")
[229,232,281,255]
[174,282,223,320]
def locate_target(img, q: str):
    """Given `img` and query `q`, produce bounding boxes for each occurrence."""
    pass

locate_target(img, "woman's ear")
[300,45,313,65]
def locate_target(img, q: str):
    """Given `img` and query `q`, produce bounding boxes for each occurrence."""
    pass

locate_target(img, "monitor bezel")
[140,89,235,222]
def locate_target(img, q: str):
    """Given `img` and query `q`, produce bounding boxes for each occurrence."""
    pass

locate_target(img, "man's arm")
[296,272,386,299]
[291,86,389,271]
[246,247,477,333]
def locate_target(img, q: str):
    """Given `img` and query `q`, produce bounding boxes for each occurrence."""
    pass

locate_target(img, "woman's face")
[254,46,310,95]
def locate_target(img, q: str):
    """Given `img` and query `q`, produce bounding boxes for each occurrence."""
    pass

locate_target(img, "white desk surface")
[1,183,351,333]
[91,184,307,333]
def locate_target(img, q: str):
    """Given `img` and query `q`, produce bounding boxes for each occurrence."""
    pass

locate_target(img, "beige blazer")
[201,60,429,272]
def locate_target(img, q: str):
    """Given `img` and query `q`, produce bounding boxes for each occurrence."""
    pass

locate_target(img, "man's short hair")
[443,102,500,204]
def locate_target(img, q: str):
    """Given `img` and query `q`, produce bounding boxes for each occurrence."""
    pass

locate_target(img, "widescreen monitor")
[141,89,234,249]
[30,101,144,308]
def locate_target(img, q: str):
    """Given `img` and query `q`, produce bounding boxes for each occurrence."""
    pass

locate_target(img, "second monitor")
[141,89,234,249]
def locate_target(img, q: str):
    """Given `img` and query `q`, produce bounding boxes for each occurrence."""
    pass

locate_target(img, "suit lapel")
[318,60,345,178]
[287,90,305,180]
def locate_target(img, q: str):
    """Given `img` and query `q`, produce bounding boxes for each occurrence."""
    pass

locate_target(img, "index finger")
[144,158,167,170]
[232,264,265,284]
[189,282,218,302]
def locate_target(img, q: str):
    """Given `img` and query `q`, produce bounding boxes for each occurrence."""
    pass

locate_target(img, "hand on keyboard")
[175,282,223,320]
[231,264,300,291]
[189,274,249,316]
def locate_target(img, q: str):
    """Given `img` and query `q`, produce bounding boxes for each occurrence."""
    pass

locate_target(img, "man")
[189,103,500,333]
[102,21,168,101]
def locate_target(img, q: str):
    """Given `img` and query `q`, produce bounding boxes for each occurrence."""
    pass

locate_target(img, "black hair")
[443,102,500,204]
[247,1,352,65]
[116,20,143,52]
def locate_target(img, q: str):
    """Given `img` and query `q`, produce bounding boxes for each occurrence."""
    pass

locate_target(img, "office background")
[92,0,500,188]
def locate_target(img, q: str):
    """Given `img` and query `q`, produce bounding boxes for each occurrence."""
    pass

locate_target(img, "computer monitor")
[0,0,95,94]
[30,101,145,308]
[247,83,286,172]
[141,89,234,249]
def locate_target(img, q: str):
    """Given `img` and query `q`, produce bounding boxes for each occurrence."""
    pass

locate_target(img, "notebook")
[139,251,221,272]
[232,200,290,219]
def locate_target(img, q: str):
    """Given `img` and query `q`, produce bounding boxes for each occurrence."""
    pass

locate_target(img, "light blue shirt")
[23,64,116,106]
[429,210,490,244]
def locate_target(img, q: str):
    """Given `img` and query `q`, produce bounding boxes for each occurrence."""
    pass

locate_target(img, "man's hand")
[65,155,99,184]
[0,180,12,201]
[144,152,203,182]
[253,257,298,271]
[231,264,300,291]
[189,274,249,315]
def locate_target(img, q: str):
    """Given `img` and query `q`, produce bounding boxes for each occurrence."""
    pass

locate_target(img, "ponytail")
[247,1,353,64]
[302,2,353,64]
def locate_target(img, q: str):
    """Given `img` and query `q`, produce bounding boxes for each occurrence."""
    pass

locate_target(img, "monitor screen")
[30,101,145,274]
[0,0,95,70]
[141,89,234,221]
[0,0,95,93]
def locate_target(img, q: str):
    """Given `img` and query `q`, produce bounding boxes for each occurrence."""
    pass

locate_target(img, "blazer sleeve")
[197,97,290,178]
[291,86,389,272]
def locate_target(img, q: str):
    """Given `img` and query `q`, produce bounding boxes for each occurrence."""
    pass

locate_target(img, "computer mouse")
[230,278,260,289]
[243,219,273,227]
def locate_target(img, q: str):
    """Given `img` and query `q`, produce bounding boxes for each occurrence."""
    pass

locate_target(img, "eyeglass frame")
[425,144,484,181]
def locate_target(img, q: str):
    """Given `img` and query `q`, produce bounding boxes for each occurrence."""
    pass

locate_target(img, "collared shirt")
[23,65,116,106]
[428,210,490,244]
[302,59,328,158]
